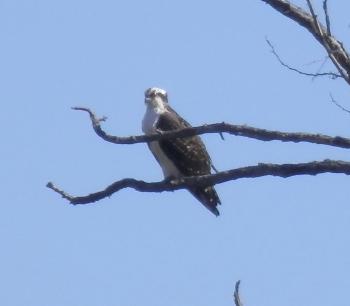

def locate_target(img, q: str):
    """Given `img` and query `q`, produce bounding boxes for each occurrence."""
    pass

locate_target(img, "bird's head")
[144,87,168,109]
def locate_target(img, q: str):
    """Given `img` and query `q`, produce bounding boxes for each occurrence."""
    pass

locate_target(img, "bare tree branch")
[323,0,331,36]
[306,0,350,83]
[234,281,243,306]
[266,38,341,79]
[47,160,350,204]
[261,0,350,85]
[305,0,321,34]
[72,107,350,149]
[330,93,350,114]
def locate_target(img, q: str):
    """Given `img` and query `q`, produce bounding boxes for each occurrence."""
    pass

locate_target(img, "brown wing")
[156,110,221,216]
[156,110,211,176]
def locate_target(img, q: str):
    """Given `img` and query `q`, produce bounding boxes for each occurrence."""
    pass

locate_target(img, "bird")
[142,87,221,216]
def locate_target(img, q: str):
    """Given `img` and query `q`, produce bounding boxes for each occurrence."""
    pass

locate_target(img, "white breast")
[142,105,181,179]
[142,105,159,134]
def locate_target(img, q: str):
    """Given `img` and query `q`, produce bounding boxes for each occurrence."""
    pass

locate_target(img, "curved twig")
[329,94,350,114]
[47,159,350,205]
[261,0,350,85]
[72,107,350,149]
[266,38,341,79]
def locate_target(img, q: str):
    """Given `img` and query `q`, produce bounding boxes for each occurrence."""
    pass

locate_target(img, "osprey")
[142,87,221,216]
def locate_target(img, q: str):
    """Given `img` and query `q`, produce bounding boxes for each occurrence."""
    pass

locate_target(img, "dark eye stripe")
[157,91,166,98]
[153,91,162,97]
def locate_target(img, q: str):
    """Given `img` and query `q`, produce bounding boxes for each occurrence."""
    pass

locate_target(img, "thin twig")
[261,0,350,85]
[306,0,350,83]
[266,38,340,79]
[72,107,350,149]
[330,93,350,114]
[219,132,225,140]
[323,0,331,36]
[47,160,350,205]
[306,0,321,35]
[312,56,329,81]
[211,164,220,174]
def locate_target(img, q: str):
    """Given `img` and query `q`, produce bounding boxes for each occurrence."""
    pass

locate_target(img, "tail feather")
[189,186,221,216]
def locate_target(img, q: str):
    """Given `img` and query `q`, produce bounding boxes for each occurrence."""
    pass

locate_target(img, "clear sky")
[1,1,350,305]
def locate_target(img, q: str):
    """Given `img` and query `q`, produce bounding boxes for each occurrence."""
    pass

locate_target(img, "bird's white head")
[144,87,168,111]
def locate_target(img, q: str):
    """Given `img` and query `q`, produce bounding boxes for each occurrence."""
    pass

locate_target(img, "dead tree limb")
[261,0,350,85]
[72,107,350,149]
[322,0,331,36]
[47,160,350,204]
[234,281,243,306]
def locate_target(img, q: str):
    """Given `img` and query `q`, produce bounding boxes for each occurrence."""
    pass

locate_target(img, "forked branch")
[71,107,350,149]
[266,38,341,79]
[261,0,350,85]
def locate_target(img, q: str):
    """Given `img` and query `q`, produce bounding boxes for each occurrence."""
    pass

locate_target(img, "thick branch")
[72,107,350,149]
[261,0,350,85]
[47,160,350,204]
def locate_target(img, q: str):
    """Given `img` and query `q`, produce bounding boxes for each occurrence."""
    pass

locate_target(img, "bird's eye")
[159,92,167,100]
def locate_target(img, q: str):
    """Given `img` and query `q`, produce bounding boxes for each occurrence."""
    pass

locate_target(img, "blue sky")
[1,1,350,305]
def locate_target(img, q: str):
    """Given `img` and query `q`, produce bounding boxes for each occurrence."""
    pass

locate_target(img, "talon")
[155,128,164,135]
[164,175,176,183]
